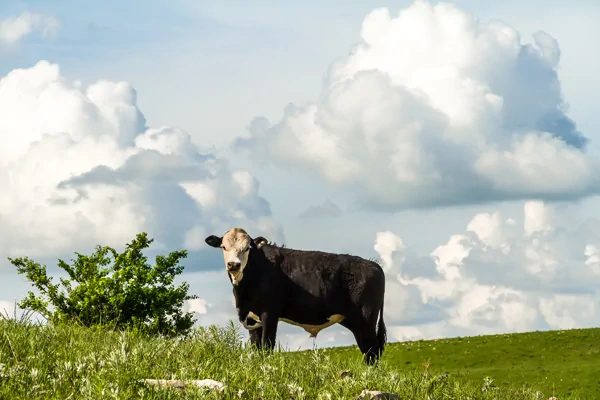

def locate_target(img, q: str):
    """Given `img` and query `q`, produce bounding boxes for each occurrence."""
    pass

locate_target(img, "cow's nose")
[227,261,241,271]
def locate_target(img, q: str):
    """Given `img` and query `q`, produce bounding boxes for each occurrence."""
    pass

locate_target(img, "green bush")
[8,232,198,337]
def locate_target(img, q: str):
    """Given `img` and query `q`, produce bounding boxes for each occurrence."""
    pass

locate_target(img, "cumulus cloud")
[0,11,60,45]
[234,0,597,211]
[374,200,600,342]
[0,61,282,264]
[299,199,342,219]
[184,298,208,315]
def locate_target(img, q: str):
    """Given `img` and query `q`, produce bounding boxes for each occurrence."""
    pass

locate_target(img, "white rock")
[357,389,400,399]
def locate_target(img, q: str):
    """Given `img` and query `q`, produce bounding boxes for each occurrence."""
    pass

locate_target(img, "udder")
[239,311,345,338]
[280,314,345,338]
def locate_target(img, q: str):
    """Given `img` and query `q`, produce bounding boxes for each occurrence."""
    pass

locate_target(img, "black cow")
[204,227,387,365]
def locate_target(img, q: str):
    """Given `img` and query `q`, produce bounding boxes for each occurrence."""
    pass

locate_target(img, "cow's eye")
[221,245,226,250]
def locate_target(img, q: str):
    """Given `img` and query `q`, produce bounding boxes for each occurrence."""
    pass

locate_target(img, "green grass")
[323,328,600,399]
[0,315,598,399]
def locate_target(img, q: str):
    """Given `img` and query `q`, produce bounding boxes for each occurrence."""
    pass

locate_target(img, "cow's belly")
[241,311,345,338]
[280,314,345,338]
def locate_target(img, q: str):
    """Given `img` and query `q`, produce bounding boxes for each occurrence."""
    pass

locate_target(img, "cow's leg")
[361,304,383,365]
[344,326,380,365]
[260,311,279,351]
[341,309,382,365]
[249,327,263,349]
[358,329,381,365]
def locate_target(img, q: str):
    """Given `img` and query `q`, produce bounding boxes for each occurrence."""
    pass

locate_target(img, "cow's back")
[261,245,384,323]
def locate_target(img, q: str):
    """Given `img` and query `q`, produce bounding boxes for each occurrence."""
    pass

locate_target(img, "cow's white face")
[204,228,268,285]
[221,229,251,285]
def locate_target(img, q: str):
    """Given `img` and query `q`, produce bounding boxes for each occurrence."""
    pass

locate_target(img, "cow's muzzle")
[227,261,241,272]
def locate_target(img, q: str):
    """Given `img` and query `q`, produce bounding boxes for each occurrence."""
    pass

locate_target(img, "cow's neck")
[228,271,244,286]
[230,250,267,292]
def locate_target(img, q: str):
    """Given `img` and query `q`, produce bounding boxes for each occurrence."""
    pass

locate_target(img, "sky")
[1,0,599,350]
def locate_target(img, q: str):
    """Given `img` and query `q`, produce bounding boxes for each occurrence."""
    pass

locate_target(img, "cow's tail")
[377,300,387,356]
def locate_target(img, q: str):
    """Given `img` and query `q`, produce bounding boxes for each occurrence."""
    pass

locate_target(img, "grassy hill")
[0,316,598,399]
[322,327,600,398]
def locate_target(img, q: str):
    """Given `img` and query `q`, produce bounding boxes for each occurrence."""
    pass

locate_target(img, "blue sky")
[1,0,600,349]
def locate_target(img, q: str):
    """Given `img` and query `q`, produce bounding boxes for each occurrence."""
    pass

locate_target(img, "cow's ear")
[253,236,268,249]
[205,235,223,248]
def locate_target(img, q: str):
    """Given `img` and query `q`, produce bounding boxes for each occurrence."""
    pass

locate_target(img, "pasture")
[323,327,600,398]
[1,315,598,399]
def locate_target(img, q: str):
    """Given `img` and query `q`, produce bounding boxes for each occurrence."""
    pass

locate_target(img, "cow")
[204,227,387,365]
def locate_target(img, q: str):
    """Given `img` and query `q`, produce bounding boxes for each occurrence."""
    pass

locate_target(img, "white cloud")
[372,200,600,343]
[0,11,60,45]
[0,60,283,261]
[184,298,208,315]
[234,0,596,211]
